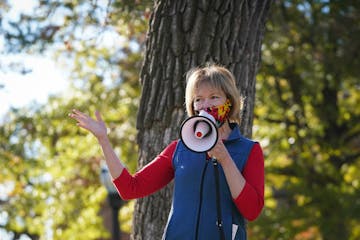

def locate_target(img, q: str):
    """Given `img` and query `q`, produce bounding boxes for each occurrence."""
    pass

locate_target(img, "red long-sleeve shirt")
[113,141,264,221]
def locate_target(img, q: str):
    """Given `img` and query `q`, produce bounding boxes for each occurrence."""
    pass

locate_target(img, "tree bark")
[133,0,272,239]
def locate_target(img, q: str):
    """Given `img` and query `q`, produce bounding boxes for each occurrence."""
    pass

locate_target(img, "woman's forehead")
[194,82,224,95]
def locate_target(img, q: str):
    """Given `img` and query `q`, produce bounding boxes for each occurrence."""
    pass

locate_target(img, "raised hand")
[69,109,107,140]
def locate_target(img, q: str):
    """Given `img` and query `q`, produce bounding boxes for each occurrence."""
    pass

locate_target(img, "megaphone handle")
[211,158,226,240]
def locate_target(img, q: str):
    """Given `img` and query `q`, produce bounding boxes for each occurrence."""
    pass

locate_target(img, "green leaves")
[1,0,359,239]
[253,1,360,239]
[0,1,146,239]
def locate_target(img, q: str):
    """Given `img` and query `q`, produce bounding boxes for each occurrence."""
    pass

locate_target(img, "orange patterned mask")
[204,99,232,127]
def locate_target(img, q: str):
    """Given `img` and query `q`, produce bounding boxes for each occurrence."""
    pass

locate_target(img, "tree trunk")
[133,0,272,239]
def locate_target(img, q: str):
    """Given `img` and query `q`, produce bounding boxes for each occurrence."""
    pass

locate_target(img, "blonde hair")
[185,64,244,124]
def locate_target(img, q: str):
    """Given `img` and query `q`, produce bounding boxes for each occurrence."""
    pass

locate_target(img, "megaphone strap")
[212,158,226,240]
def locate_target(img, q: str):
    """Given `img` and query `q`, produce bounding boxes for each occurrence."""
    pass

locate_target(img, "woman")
[69,64,264,240]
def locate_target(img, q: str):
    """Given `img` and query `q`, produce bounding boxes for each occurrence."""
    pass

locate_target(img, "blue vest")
[163,124,255,240]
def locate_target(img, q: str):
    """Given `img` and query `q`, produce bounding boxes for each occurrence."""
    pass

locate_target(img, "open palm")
[69,109,107,139]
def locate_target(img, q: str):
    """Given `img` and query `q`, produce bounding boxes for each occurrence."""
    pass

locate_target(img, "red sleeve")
[233,142,264,221]
[113,141,177,200]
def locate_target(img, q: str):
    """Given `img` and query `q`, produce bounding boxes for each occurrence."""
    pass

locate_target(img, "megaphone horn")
[180,110,218,153]
[194,120,211,139]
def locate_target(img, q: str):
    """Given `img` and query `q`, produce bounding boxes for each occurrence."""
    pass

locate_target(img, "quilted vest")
[163,124,255,240]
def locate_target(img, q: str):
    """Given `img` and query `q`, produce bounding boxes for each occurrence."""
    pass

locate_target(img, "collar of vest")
[225,123,244,142]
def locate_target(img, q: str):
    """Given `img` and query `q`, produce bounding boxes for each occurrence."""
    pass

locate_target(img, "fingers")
[69,109,94,122]
[95,110,103,122]
[68,109,102,128]
[69,109,87,119]
[68,109,89,129]
[208,141,226,160]
[69,109,101,120]
[68,110,89,130]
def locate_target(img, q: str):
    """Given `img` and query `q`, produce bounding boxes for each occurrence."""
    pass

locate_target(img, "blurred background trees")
[1,1,148,239]
[0,0,359,239]
[253,1,360,239]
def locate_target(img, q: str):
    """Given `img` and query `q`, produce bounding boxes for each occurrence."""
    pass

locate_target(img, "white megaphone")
[180,110,218,153]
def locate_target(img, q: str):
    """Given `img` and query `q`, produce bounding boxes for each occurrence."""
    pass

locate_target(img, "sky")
[0,55,68,118]
[0,0,69,120]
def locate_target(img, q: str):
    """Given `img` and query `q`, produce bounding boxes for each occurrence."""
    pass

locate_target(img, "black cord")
[212,158,226,240]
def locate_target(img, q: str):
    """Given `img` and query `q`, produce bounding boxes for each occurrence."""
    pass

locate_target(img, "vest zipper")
[195,160,209,240]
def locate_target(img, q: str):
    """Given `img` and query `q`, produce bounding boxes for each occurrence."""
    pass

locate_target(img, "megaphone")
[180,110,218,153]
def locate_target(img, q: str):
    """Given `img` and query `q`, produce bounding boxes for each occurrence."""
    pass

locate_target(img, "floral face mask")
[204,99,232,127]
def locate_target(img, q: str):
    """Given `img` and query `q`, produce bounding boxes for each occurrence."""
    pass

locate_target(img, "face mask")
[204,99,232,127]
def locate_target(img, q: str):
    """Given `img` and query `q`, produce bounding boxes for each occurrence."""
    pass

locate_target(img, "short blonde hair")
[185,64,244,124]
